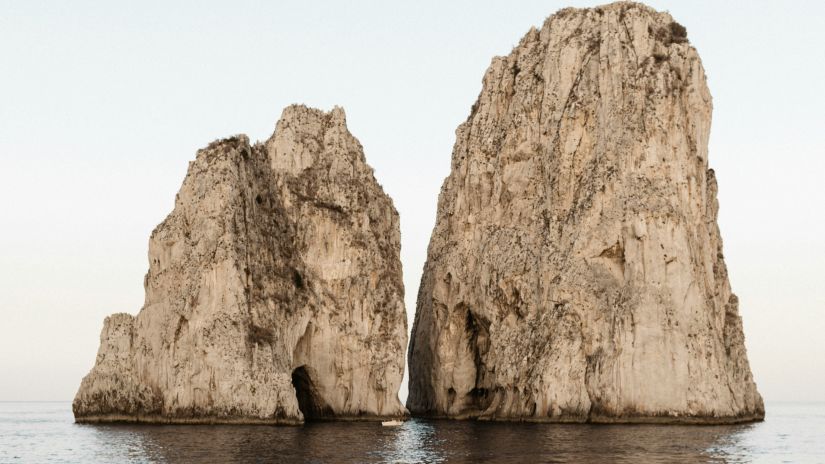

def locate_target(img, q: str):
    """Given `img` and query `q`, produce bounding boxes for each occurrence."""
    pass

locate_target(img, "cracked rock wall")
[407,2,764,423]
[73,105,408,424]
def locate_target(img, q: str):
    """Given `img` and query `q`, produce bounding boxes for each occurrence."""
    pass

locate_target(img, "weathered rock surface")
[74,105,408,424]
[408,2,764,423]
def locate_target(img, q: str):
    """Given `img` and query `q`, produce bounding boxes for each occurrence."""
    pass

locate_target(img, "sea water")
[1,402,822,463]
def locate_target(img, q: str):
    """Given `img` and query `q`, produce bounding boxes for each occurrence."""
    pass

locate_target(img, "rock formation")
[74,105,408,424]
[408,2,764,423]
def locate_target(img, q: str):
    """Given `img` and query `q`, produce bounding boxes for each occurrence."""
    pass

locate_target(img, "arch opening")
[291,365,332,420]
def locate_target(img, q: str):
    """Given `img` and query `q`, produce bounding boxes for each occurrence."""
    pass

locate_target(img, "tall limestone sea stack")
[408,2,764,423]
[74,105,408,424]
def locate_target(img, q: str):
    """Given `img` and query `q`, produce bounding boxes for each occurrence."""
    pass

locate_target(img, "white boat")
[381,420,404,426]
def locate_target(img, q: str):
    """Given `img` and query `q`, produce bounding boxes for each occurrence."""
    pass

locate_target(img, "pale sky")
[1,0,822,404]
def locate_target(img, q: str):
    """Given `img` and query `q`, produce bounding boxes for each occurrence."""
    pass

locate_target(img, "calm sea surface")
[1,402,822,463]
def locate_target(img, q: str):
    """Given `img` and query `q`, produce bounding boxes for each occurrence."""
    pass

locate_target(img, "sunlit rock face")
[407,2,764,423]
[74,105,408,424]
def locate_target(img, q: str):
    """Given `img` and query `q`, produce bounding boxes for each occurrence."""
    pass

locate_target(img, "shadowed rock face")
[408,2,764,423]
[73,105,408,424]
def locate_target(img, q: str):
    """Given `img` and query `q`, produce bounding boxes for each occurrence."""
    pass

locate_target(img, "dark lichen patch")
[669,21,688,43]
[599,241,625,262]
[292,269,304,289]
[554,7,578,19]
[247,324,274,345]
[649,21,689,46]
[314,200,345,214]
[174,316,188,342]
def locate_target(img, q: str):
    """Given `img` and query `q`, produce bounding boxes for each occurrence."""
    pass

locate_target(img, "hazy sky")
[1,0,823,404]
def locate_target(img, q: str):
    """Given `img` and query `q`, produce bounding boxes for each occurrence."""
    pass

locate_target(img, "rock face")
[74,105,408,424]
[408,2,763,423]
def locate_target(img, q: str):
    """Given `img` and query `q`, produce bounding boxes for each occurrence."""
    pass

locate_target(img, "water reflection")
[81,419,751,463]
[4,402,821,463]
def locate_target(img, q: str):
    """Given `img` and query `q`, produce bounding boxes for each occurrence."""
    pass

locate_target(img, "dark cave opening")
[465,309,493,412]
[291,366,331,420]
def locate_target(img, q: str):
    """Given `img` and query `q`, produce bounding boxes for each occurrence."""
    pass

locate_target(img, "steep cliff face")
[408,2,763,423]
[74,105,408,424]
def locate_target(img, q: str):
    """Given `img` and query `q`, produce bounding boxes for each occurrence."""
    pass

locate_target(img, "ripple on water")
[0,402,823,463]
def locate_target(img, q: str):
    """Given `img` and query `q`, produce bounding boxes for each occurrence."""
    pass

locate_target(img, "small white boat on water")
[381,420,404,426]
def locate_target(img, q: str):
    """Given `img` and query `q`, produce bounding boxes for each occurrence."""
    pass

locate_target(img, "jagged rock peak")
[73,105,408,424]
[407,2,764,423]
[266,105,363,174]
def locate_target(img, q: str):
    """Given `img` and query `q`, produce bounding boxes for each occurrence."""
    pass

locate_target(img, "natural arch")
[291,365,332,420]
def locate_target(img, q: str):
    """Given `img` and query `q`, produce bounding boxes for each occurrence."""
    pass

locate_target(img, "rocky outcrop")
[408,2,763,423]
[74,105,408,424]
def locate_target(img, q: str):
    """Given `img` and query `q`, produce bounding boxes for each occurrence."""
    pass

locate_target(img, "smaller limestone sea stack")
[74,105,408,424]
[408,2,764,423]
